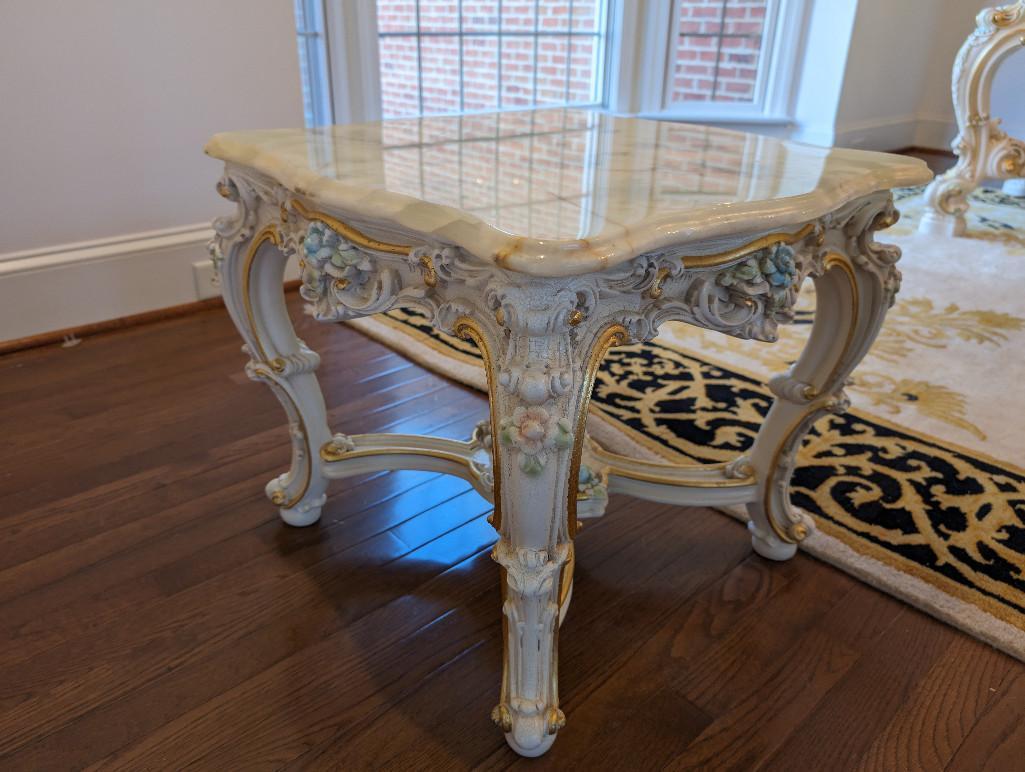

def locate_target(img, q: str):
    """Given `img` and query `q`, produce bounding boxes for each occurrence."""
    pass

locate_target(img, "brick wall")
[671,0,767,104]
[376,1,603,118]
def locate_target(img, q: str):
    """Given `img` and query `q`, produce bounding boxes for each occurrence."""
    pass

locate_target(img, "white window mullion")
[293,0,334,126]
[297,0,802,127]
[323,0,383,124]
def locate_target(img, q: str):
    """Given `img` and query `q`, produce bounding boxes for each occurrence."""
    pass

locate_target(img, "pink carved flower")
[499,406,572,475]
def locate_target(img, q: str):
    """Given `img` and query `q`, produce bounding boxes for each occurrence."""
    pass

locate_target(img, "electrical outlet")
[192,260,221,300]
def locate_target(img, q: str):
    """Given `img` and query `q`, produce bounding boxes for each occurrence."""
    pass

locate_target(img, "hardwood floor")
[1,294,1022,770]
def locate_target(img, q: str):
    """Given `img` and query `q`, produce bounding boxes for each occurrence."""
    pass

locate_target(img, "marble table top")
[206,109,932,276]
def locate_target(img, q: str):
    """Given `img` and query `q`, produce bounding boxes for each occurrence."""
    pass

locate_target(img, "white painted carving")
[212,164,903,756]
[920,1,1025,235]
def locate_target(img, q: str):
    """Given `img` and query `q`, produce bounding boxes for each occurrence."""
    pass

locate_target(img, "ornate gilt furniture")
[206,109,931,757]
[920,0,1025,236]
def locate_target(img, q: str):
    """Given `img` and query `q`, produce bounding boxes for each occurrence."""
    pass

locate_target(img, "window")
[650,0,804,120]
[375,1,610,119]
[293,0,803,125]
[669,0,770,104]
[292,0,333,126]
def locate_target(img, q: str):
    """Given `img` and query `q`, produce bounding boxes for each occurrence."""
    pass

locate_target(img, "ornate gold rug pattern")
[351,187,1025,659]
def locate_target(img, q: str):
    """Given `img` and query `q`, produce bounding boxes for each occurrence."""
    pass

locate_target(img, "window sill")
[630,111,794,127]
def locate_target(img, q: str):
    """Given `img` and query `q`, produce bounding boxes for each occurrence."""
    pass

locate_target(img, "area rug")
[348,187,1025,661]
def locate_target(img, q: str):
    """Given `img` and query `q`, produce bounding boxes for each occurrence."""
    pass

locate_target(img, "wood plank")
[760,604,962,770]
[293,497,711,770]
[853,636,1018,771]
[0,291,1023,768]
[946,670,1025,772]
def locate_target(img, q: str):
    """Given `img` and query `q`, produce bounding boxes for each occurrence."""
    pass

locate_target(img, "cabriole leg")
[454,312,624,757]
[214,186,331,527]
[746,199,902,560]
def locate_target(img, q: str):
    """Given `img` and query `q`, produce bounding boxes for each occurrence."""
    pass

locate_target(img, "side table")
[206,110,931,756]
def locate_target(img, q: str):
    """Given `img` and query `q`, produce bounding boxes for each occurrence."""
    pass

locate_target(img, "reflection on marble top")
[206,109,932,276]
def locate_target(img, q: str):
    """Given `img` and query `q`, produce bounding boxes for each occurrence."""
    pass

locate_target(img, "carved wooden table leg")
[212,177,331,526]
[745,195,902,559]
[453,300,625,756]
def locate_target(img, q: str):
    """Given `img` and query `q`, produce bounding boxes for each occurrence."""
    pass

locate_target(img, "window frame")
[307,0,807,125]
[293,0,335,126]
[324,0,384,124]
[609,0,808,124]
[374,2,612,119]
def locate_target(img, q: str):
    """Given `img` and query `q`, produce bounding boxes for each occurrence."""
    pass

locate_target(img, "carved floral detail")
[292,217,405,320]
[716,243,798,312]
[499,406,572,475]
[576,464,608,500]
[302,221,373,286]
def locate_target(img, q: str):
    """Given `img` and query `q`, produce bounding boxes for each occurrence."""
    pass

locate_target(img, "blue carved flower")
[302,221,371,276]
[717,257,762,288]
[761,244,796,289]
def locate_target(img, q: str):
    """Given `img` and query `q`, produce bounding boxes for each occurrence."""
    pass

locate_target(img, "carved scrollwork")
[290,218,403,320]
[833,194,902,304]
[623,224,823,343]
[491,540,569,743]
[498,406,573,476]
[208,173,260,272]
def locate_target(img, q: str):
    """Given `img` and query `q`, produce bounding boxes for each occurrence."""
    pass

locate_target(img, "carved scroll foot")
[492,542,568,757]
[917,207,967,238]
[749,521,799,561]
[919,172,972,237]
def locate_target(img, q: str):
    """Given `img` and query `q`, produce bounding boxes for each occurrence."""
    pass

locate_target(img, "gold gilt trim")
[648,266,671,299]
[240,225,315,512]
[567,323,629,538]
[263,379,313,510]
[590,440,755,487]
[320,443,470,466]
[992,6,1022,27]
[453,316,504,531]
[763,252,860,544]
[817,253,860,396]
[419,253,439,287]
[242,224,283,367]
[289,198,411,255]
[559,543,574,611]
[681,223,815,269]
[604,461,755,488]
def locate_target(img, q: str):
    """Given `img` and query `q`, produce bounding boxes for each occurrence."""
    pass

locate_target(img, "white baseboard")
[0,225,298,342]
[833,113,920,150]
[831,113,958,152]
[913,113,958,151]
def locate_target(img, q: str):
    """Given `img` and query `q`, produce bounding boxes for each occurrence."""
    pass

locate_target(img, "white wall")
[0,0,303,340]
[832,0,942,149]
[992,48,1025,139]
[830,0,1025,150]
[789,0,860,146]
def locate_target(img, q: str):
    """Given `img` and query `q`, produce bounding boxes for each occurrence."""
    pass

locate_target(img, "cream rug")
[349,187,1025,661]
